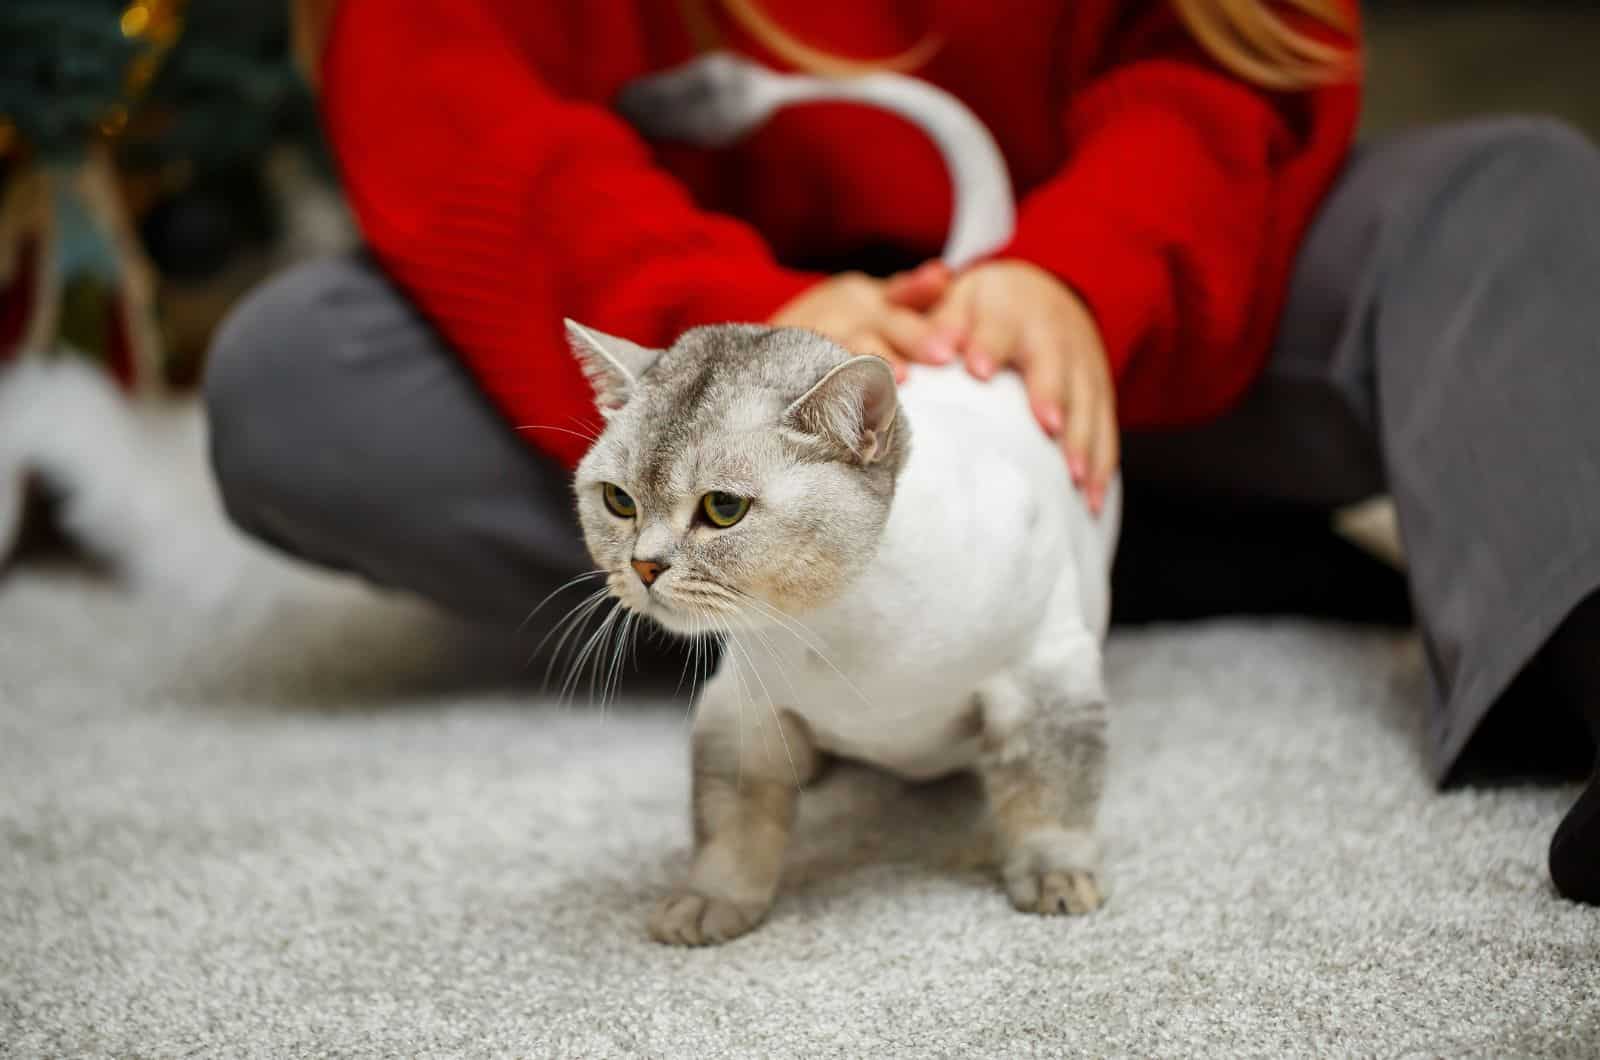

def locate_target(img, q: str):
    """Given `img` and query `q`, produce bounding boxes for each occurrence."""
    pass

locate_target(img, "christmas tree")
[1,1,336,572]
[1,0,325,387]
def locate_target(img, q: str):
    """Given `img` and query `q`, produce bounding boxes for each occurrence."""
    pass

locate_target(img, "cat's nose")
[631,559,669,587]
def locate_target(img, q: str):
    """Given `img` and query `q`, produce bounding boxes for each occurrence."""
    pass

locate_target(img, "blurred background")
[1,0,1598,399]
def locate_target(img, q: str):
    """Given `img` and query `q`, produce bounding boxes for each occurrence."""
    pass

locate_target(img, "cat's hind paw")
[648,892,764,946]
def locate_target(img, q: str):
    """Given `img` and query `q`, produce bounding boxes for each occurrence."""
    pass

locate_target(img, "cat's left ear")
[783,355,899,465]
[564,319,662,414]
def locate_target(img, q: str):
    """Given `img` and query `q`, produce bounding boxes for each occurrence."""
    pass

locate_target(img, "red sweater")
[320,1,1361,468]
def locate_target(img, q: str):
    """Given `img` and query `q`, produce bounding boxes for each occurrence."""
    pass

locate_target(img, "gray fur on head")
[565,321,911,635]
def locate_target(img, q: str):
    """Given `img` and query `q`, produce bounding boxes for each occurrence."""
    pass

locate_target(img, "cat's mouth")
[626,595,717,638]
[611,572,749,637]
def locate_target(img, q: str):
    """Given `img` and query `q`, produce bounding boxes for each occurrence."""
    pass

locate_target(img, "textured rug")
[2,400,1597,1059]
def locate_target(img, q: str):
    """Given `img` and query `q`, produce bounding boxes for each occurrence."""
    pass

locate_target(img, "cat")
[565,318,1120,946]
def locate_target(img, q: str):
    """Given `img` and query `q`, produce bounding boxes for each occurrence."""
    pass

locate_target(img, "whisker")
[595,608,619,713]
[605,609,637,712]
[672,640,690,699]
[513,422,602,445]
[626,611,642,705]
[603,609,626,712]
[715,614,755,794]
[564,412,603,438]
[671,583,741,605]
[727,588,880,714]
[529,586,610,674]
[723,632,772,775]
[518,569,607,636]
[744,613,802,708]
[690,627,708,711]
[725,629,799,789]
[562,605,621,708]
[588,606,627,709]
[536,588,612,688]
[592,604,631,711]
[677,606,707,733]
[689,614,717,715]
[665,586,741,607]
[748,621,807,790]
[672,624,695,700]
[628,609,643,673]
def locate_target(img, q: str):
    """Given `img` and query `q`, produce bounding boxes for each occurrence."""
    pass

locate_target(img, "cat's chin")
[649,613,706,638]
[619,593,758,639]
[609,593,701,638]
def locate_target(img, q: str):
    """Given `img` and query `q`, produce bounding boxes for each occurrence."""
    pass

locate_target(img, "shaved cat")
[566,320,1119,945]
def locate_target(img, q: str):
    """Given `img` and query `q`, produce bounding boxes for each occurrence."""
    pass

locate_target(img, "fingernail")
[1038,402,1064,436]
[1091,484,1105,514]
[968,349,994,379]
[1069,455,1087,482]
[925,339,956,364]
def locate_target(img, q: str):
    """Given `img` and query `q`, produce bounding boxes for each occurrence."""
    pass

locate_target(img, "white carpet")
[2,402,1597,1058]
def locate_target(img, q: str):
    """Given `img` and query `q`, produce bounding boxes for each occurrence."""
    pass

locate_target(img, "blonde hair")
[686,0,1355,90]
[290,0,338,88]
[1170,0,1356,89]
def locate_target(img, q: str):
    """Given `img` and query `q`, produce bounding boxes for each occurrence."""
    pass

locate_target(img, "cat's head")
[566,320,909,636]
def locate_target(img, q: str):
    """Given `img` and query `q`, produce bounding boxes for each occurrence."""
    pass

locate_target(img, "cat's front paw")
[648,892,765,946]
[1001,828,1105,916]
[1006,868,1103,915]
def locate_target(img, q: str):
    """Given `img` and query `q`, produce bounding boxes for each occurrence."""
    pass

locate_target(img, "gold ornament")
[101,0,188,144]
[119,3,151,38]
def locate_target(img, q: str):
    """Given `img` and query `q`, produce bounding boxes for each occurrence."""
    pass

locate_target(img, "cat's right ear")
[563,319,662,415]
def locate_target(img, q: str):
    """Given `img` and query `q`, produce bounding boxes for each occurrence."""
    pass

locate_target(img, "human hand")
[769,264,959,382]
[889,259,1118,513]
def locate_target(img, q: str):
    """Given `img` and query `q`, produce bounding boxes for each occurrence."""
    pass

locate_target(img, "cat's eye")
[700,491,750,528]
[602,483,637,518]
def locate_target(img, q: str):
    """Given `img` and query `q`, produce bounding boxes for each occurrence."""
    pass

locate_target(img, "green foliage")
[133,0,323,176]
[0,3,143,159]
[0,0,321,173]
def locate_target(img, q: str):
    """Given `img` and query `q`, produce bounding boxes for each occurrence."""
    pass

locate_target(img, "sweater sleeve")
[318,0,821,467]
[998,3,1361,429]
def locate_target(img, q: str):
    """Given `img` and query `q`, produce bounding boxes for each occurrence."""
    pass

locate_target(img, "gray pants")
[206,118,1600,780]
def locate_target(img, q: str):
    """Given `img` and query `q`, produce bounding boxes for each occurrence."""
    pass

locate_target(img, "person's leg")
[1346,119,1600,906]
[1542,592,1600,902]
[1355,120,1600,797]
[1124,117,1600,903]
[205,252,594,629]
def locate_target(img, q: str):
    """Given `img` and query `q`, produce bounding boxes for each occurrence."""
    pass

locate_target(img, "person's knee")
[1380,117,1600,290]
[205,260,353,541]
[1437,117,1599,208]
[1468,115,1595,165]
